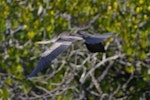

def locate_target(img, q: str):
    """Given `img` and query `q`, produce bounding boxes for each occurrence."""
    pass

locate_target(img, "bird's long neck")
[76,32,89,38]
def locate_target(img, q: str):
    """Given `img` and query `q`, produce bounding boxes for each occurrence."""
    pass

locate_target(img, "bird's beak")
[35,41,49,44]
[35,41,48,44]
[35,39,56,45]
[35,41,43,44]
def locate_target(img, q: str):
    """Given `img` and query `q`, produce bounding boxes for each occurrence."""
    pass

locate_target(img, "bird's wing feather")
[85,33,112,44]
[28,41,72,77]
[93,33,112,38]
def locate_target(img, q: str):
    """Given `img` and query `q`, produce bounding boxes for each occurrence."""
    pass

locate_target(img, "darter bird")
[28,32,112,77]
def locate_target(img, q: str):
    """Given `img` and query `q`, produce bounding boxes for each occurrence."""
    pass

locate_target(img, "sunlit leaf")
[125,66,135,73]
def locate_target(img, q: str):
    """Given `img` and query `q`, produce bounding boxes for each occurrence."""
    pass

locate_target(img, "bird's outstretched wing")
[29,36,82,77]
[28,41,71,77]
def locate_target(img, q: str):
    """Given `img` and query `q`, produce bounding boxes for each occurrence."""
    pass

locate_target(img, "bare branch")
[81,54,125,83]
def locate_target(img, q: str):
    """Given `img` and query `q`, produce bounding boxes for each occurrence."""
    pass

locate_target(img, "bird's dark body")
[83,34,106,52]
[85,42,105,53]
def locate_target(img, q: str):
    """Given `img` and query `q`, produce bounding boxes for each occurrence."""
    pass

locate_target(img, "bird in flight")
[28,32,112,77]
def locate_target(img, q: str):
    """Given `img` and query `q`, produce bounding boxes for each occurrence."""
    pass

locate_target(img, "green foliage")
[0,0,150,99]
